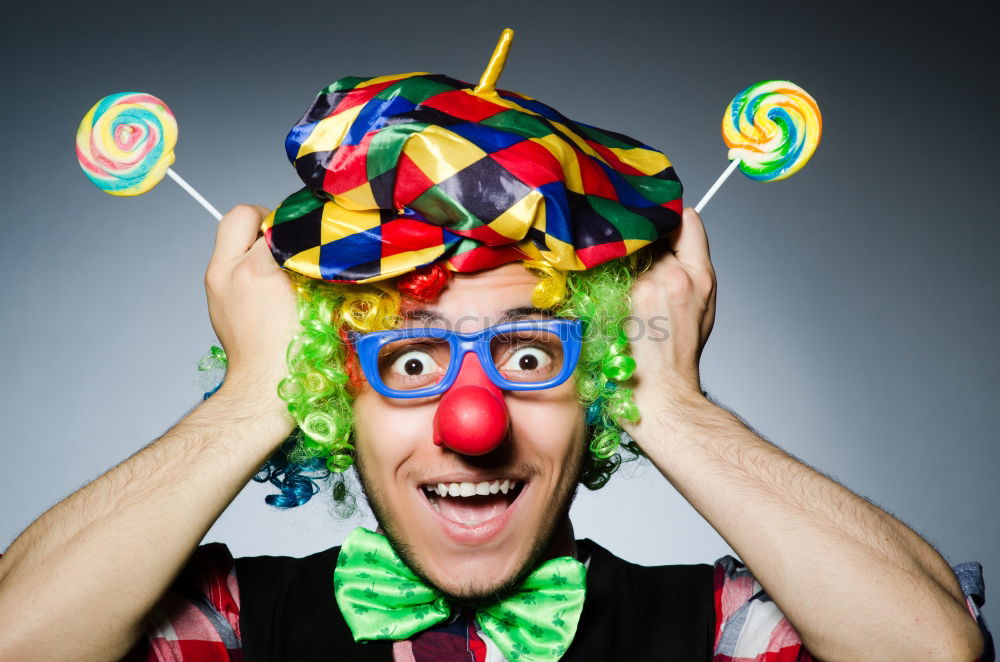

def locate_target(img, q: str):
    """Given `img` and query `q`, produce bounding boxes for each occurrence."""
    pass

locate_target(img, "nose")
[432,352,510,455]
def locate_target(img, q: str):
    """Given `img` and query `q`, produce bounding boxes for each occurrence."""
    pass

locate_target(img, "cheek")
[506,385,586,461]
[352,390,436,470]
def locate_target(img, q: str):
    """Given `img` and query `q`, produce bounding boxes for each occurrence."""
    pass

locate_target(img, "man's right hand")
[205,205,300,419]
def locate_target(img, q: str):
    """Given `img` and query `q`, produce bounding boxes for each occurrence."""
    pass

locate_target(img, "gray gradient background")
[2,0,998,630]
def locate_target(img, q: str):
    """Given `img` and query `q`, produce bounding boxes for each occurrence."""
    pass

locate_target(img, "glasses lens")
[490,328,565,383]
[376,336,450,391]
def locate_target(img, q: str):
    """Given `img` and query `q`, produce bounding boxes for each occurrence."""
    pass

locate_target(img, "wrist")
[622,387,717,447]
[203,376,296,445]
[214,366,284,403]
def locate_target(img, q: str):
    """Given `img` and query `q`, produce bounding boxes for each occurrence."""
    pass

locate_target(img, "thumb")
[211,205,271,263]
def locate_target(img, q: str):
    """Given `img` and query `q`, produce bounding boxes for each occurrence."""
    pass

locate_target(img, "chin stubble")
[353,445,586,610]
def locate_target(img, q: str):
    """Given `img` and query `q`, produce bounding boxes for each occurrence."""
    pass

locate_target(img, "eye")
[500,346,552,373]
[389,349,440,376]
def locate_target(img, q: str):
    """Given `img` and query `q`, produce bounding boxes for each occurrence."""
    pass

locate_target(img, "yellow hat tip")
[474,28,515,97]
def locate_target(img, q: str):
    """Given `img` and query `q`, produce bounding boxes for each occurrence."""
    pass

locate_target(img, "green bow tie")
[333,527,587,661]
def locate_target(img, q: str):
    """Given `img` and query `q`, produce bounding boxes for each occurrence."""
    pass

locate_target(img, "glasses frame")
[348,318,583,399]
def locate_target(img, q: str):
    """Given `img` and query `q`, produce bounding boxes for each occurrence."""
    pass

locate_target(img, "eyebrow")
[497,306,556,324]
[403,306,555,325]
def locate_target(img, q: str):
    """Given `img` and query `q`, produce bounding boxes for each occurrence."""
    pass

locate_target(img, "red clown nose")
[433,353,509,455]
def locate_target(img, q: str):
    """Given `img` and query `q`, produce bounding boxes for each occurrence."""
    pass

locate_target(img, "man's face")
[352,263,587,602]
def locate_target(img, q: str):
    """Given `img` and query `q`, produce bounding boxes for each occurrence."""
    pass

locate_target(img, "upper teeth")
[423,479,519,497]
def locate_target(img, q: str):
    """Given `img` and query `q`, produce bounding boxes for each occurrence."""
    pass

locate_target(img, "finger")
[211,205,270,263]
[246,233,283,273]
[668,207,713,270]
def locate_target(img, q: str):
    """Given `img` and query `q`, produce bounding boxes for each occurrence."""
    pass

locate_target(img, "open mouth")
[421,479,526,526]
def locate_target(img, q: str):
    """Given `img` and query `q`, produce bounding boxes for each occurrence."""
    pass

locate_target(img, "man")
[0,33,991,662]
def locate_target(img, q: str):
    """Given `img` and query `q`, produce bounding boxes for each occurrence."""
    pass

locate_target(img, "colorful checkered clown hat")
[262,29,683,284]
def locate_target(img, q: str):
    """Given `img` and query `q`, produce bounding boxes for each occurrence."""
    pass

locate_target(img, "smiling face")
[352,262,587,603]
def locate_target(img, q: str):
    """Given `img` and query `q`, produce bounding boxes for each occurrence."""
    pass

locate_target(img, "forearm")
[0,382,291,662]
[632,393,983,662]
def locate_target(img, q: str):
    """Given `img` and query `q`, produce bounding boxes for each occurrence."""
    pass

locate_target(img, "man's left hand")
[623,206,717,433]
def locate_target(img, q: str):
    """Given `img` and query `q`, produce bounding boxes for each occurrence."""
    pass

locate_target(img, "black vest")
[235,539,715,661]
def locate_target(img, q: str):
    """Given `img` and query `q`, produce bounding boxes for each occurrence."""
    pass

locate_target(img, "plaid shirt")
[115,543,993,662]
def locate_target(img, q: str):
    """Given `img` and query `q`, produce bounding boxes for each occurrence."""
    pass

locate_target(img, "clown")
[0,30,990,662]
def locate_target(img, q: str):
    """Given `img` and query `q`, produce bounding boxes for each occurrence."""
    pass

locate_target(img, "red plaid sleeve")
[711,555,812,662]
[122,542,243,661]
[711,555,995,662]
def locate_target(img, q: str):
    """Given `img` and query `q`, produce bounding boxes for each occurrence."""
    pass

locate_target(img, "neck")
[543,516,577,560]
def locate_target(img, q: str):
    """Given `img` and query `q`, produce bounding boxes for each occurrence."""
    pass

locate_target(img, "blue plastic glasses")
[348,318,583,398]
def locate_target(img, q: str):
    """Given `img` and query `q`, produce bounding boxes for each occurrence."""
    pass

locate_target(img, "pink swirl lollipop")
[76,92,221,219]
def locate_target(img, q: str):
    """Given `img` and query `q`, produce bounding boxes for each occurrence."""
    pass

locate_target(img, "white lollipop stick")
[694,158,741,214]
[166,167,223,221]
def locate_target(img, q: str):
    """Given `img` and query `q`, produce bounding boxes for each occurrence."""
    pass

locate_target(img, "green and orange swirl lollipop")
[695,80,823,212]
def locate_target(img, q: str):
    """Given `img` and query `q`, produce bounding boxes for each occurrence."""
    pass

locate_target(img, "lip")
[415,480,530,545]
